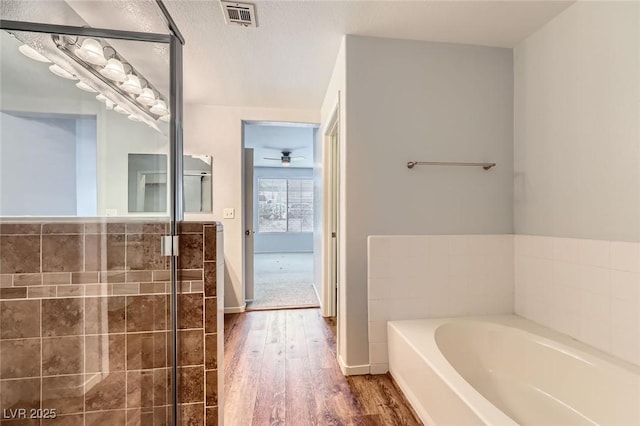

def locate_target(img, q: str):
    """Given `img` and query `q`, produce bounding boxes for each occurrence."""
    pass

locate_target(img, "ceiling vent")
[220,1,257,27]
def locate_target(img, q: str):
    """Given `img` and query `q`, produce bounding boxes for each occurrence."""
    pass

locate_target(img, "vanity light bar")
[51,34,169,123]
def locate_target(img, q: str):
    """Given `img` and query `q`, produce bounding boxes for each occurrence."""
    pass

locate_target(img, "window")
[258,178,313,233]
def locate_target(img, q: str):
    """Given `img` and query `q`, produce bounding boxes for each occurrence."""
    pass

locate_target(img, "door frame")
[241,120,320,309]
[322,102,340,318]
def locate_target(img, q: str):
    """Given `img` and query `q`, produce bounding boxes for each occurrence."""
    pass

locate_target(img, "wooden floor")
[224,308,422,425]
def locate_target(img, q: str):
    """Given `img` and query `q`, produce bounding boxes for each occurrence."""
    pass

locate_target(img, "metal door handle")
[245,229,255,236]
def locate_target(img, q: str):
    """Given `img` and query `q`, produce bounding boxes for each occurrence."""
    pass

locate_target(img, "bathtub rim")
[388,314,640,426]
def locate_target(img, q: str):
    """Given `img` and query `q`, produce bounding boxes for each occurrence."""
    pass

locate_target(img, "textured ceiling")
[3,1,575,110]
[163,0,574,109]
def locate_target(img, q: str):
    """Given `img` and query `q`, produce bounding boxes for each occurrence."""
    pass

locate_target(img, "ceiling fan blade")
[263,157,281,160]
[291,157,305,161]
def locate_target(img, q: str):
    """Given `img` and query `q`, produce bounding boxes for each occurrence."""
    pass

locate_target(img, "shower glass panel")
[0,0,171,35]
[0,21,179,426]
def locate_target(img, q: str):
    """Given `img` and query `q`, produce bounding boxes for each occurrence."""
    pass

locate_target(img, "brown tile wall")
[0,221,222,426]
[176,222,222,426]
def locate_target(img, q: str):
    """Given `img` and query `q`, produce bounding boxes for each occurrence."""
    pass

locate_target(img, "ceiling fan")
[263,150,305,167]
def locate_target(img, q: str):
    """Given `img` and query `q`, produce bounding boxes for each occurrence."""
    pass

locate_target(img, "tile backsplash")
[367,234,514,374]
[367,233,640,374]
[515,235,640,365]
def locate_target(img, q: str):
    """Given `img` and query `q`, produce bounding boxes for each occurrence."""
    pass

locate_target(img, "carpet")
[247,252,319,310]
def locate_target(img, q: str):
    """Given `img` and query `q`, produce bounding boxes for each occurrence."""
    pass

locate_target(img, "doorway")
[243,121,320,310]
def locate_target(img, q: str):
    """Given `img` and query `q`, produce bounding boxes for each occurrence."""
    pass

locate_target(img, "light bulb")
[136,87,156,106]
[49,64,77,80]
[19,44,50,63]
[75,38,107,66]
[100,58,126,82]
[120,74,142,95]
[149,100,169,116]
[113,105,128,114]
[76,81,97,93]
[159,114,170,123]
[128,114,141,122]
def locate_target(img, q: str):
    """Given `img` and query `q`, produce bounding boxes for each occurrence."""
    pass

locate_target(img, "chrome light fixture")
[19,44,50,63]
[52,35,168,128]
[100,58,126,82]
[120,74,142,94]
[149,100,169,116]
[49,64,76,80]
[75,38,107,66]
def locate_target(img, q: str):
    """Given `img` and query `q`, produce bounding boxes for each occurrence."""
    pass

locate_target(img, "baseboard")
[337,354,370,376]
[224,304,246,314]
[253,250,314,254]
[369,363,389,375]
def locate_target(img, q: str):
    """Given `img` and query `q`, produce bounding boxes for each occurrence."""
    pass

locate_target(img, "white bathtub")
[388,315,640,426]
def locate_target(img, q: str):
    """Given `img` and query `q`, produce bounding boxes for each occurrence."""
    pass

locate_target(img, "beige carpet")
[247,252,319,309]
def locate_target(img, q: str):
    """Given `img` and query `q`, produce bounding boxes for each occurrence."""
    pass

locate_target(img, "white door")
[244,147,255,302]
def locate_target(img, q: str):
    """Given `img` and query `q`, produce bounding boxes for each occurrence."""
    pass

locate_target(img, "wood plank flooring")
[224,308,422,425]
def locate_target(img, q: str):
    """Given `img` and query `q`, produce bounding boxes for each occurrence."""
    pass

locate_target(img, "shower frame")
[0,3,185,424]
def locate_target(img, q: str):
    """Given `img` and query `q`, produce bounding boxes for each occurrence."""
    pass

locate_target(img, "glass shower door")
[0,24,178,425]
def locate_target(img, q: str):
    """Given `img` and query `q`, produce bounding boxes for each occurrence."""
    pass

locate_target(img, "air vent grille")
[221,1,257,27]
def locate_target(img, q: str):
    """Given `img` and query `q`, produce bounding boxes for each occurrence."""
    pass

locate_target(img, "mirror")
[184,155,213,213]
[0,29,171,217]
[128,154,212,213]
[128,153,168,213]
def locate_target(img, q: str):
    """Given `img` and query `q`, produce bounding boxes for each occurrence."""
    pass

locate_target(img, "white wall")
[328,35,514,370]
[0,112,79,215]
[512,2,640,366]
[99,112,168,217]
[183,105,319,311]
[75,117,98,216]
[368,234,514,374]
[514,1,640,242]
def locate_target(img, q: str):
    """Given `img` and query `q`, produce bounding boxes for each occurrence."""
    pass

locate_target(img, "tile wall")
[515,235,640,365]
[0,221,223,425]
[367,234,514,374]
[177,222,223,426]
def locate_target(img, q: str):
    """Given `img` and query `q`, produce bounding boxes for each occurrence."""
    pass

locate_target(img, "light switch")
[223,208,235,219]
